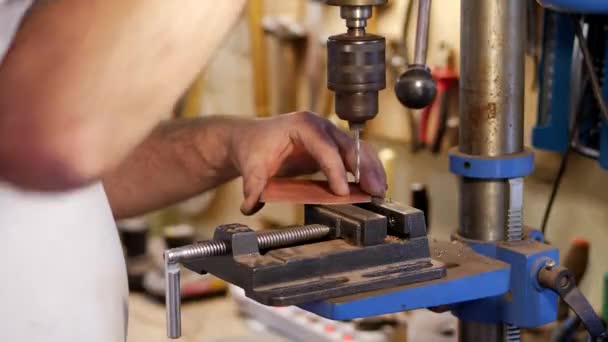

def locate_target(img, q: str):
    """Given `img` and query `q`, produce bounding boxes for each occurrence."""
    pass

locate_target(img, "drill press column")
[326,0,387,182]
[457,0,526,340]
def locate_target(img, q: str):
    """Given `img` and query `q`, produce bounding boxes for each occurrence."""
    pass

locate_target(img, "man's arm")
[103,116,238,219]
[104,113,387,219]
[0,0,245,190]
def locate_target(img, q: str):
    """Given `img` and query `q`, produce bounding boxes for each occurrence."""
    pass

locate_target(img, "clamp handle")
[395,0,437,109]
[538,262,607,340]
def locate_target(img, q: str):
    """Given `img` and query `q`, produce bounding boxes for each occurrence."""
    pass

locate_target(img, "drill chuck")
[327,33,386,125]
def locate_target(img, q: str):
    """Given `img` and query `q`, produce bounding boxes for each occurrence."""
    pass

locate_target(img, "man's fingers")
[293,123,349,196]
[327,126,387,197]
[240,166,268,215]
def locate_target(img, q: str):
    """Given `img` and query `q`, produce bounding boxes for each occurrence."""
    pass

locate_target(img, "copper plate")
[261,179,372,204]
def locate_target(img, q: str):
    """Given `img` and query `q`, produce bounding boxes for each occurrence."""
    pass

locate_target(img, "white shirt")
[0,2,129,341]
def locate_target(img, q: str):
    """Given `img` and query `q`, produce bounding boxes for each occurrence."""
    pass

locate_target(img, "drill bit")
[354,127,361,184]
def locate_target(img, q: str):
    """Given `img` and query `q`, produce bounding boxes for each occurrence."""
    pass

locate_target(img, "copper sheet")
[260,179,372,204]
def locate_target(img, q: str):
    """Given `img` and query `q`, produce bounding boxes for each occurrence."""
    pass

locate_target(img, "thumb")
[240,167,268,215]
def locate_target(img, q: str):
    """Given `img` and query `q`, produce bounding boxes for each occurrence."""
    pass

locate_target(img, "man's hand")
[230,112,387,215]
[104,113,386,219]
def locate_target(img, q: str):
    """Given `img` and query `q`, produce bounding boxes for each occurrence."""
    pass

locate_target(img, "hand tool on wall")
[325,0,387,183]
[425,68,458,154]
[388,0,417,149]
[398,40,457,153]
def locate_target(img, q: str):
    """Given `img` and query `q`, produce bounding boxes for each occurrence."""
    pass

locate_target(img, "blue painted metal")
[452,241,560,327]
[600,41,608,169]
[537,0,608,14]
[533,10,608,171]
[449,148,534,179]
[527,229,545,243]
[533,10,574,153]
[299,239,558,328]
[299,264,509,320]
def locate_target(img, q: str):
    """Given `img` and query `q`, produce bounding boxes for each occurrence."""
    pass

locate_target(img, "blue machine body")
[537,0,608,14]
[533,11,575,153]
[533,8,608,168]
[449,148,535,179]
[452,241,559,328]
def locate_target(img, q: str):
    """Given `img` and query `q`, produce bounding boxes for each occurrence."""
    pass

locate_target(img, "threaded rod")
[257,224,331,249]
[166,224,331,263]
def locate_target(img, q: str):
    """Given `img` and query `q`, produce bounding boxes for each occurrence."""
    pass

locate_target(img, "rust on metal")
[261,179,372,204]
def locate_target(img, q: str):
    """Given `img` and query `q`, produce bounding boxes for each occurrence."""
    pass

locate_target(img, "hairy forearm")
[103,117,240,219]
[0,0,245,190]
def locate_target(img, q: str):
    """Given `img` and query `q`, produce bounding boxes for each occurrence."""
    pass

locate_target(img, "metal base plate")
[252,257,445,306]
[299,240,510,320]
[182,238,446,307]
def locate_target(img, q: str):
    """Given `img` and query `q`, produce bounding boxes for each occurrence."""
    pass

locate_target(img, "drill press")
[325,0,387,183]
[162,1,608,340]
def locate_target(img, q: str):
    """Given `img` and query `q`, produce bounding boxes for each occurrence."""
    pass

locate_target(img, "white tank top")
[0,2,128,341]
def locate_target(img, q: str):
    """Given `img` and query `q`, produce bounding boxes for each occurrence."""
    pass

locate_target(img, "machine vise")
[164,202,604,340]
[174,201,446,306]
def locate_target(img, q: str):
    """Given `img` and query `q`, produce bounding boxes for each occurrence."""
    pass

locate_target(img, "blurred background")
[119,1,608,341]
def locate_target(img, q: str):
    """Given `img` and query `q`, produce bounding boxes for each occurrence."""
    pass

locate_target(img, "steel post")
[458,0,525,340]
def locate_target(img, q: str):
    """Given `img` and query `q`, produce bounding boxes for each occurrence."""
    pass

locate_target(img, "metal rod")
[458,0,525,340]
[165,260,181,339]
[413,0,432,65]
[459,0,525,157]
[354,127,361,183]
[458,179,508,241]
